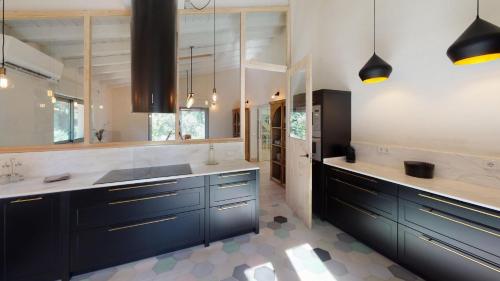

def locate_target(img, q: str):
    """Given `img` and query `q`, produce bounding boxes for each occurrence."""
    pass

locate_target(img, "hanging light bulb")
[0,68,8,89]
[186,92,195,108]
[47,89,54,97]
[0,0,8,89]
[51,97,57,104]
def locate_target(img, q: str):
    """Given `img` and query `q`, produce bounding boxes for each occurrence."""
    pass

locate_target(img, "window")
[149,113,176,141]
[149,108,209,141]
[53,96,84,144]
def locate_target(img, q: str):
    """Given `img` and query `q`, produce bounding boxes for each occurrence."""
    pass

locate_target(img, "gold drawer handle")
[419,208,500,238]
[335,198,378,219]
[219,172,251,178]
[108,216,177,232]
[108,181,177,192]
[418,194,499,219]
[108,192,178,206]
[218,202,248,211]
[331,168,378,184]
[218,182,249,189]
[333,178,378,196]
[418,236,500,273]
[10,197,44,204]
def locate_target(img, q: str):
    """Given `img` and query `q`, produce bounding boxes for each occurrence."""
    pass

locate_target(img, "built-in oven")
[312,105,322,161]
[312,137,321,161]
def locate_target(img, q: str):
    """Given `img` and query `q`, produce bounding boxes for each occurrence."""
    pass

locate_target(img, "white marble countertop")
[0,160,259,200]
[324,157,500,212]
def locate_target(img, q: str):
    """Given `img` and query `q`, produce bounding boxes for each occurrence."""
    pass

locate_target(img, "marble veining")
[0,160,258,200]
[351,141,500,190]
[324,157,500,211]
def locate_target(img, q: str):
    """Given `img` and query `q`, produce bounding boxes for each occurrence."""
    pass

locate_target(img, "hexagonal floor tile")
[334,241,353,253]
[274,228,289,239]
[267,221,281,230]
[281,222,296,231]
[232,264,250,281]
[351,242,373,254]
[191,261,215,278]
[223,241,240,254]
[254,266,276,281]
[324,259,348,276]
[273,216,288,224]
[313,248,332,262]
[173,248,193,260]
[388,264,420,281]
[337,232,357,243]
[152,256,177,274]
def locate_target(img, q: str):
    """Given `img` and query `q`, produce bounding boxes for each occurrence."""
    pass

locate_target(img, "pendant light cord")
[213,0,216,92]
[190,46,193,95]
[2,0,5,68]
[477,0,480,18]
[373,0,376,53]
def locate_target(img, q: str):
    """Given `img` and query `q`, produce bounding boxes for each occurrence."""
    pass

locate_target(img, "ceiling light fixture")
[447,0,500,65]
[186,46,196,109]
[0,0,9,89]
[211,0,217,106]
[359,0,392,84]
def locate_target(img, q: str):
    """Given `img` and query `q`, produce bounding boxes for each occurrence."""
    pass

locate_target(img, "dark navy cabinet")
[1,194,62,281]
[324,164,500,281]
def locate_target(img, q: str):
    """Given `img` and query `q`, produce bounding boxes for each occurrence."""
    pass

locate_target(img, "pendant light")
[211,0,217,106]
[186,46,195,109]
[359,0,392,84]
[447,0,500,65]
[0,0,9,89]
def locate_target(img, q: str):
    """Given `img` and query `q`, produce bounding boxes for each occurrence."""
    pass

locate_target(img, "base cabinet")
[71,210,204,274]
[210,201,256,241]
[328,197,397,260]
[2,195,62,281]
[398,225,500,281]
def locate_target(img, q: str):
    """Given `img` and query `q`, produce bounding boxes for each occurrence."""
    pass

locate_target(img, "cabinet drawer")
[399,199,500,260]
[210,180,256,206]
[209,170,256,185]
[210,200,256,241]
[327,167,397,196]
[327,176,397,220]
[327,197,397,260]
[73,187,204,230]
[398,224,500,281]
[400,187,500,232]
[72,176,205,207]
[71,210,204,274]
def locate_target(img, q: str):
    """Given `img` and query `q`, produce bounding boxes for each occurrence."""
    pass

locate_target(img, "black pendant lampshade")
[359,53,393,84]
[447,16,500,65]
[131,0,177,113]
[359,0,392,84]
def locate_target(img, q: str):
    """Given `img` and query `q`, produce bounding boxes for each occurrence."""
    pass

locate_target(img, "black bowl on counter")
[404,161,435,179]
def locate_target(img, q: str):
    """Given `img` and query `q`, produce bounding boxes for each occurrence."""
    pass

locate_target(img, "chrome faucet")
[0,158,24,184]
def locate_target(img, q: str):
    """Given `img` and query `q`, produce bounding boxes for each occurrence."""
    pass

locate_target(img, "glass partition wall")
[0,7,288,151]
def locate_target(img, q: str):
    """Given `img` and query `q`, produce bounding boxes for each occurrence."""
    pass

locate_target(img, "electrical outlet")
[484,160,496,170]
[377,146,390,155]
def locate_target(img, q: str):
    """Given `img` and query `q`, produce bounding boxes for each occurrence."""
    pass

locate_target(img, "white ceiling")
[5,9,286,89]
[5,0,288,10]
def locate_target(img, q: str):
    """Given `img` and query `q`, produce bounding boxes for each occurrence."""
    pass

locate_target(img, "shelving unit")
[233,108,250,160]
[270,99,286,187]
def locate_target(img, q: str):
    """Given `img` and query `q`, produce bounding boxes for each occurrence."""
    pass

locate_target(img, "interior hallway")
[72,162,422,281]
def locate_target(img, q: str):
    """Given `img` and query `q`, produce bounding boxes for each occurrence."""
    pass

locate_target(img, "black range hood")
[131,0,177,113]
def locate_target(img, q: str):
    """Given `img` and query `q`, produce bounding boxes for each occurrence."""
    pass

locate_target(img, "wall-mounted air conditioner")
[4,35,64,81]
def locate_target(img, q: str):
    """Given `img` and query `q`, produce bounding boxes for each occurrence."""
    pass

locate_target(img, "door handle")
[300,154,309,158]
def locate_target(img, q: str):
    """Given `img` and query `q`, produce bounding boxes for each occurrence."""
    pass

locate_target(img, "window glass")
[246,12,287,65]
[290,70,306,140]
[150,113,176,141]
[53,99,71,143]
[73,102,85,140]
[180,108,208,140]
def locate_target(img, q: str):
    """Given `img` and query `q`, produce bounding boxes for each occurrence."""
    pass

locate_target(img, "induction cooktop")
[94,164,192,185]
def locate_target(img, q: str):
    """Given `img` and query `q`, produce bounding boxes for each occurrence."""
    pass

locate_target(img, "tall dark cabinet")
[311,89,351,218]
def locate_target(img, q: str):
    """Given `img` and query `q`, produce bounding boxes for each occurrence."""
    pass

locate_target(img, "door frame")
[286,54,313,228]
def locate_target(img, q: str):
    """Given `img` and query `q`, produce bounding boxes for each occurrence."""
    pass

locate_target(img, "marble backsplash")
[0,142,244,179]
[352,141,500,189]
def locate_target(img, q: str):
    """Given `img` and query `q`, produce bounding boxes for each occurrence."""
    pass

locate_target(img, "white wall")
[299,0,500,157]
